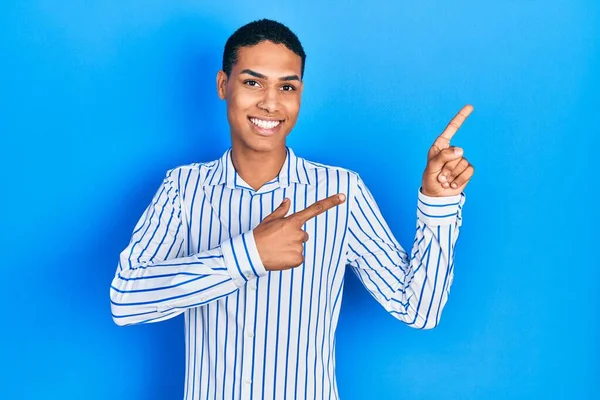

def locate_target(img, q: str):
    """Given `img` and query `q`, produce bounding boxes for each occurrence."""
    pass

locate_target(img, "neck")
[230,145,287,191]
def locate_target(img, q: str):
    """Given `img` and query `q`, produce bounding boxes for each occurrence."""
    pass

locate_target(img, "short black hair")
[222,19,306,78]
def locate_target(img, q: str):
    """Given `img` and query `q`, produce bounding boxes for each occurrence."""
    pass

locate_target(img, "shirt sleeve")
[110,169,267,326]
[346,175,465,329]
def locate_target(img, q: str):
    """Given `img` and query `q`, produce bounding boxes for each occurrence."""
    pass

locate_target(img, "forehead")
[233,41,302,77]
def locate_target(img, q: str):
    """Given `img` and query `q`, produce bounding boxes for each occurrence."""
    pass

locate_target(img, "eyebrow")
[240,69,301,82]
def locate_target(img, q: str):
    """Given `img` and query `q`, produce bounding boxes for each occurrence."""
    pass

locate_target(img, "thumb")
[262,198,291,223]
[426,147,463,172]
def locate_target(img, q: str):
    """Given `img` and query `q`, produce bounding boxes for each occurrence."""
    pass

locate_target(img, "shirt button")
[249,284,256,291]
[247,332,254,338]
[245,273,253,279]
[245,378,252,384]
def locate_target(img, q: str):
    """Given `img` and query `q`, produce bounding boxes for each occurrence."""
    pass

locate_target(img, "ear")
[216,70,227,100]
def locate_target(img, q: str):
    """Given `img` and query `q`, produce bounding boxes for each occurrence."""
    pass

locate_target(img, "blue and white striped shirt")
[110,147,465,400]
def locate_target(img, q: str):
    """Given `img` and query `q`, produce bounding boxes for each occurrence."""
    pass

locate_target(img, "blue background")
[2,1,598,399]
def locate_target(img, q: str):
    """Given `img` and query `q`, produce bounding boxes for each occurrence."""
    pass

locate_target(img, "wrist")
[420,186,438,197]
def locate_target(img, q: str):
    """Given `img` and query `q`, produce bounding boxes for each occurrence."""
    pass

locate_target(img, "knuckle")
[293,253,304,266]
[314,202,324,213]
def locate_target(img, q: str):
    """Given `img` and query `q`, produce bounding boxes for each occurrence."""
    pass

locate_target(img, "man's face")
[217,40,304,153]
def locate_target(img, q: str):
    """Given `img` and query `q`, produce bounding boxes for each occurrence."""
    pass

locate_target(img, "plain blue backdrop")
[1,1,598,399]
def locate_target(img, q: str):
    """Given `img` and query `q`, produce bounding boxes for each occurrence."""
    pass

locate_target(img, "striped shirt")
[110,147,465,400]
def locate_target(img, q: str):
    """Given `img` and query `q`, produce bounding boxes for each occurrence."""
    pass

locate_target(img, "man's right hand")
[253,194,346,271]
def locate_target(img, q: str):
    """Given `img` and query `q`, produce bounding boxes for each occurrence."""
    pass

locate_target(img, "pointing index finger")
[438,104,474,142]
[289,194,346,225]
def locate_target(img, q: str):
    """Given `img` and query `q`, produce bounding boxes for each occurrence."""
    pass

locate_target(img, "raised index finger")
[289,194,346,225]
[438,104,474,142]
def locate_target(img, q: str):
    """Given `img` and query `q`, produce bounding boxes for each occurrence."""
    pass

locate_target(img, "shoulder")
[300,156,361,185]
[296,155,373,204]
[162,158,221,190]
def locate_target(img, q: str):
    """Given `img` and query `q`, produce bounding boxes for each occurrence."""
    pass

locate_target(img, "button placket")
[240,186,263,400]
[240,272,258,398]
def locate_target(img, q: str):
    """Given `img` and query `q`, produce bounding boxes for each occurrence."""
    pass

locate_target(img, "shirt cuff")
[221,230,268,287]
[416,188,466,226]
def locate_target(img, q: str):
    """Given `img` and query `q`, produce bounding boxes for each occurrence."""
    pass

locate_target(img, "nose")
[257,87,279,114]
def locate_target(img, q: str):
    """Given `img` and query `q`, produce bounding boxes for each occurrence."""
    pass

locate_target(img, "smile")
[249,117,282,130]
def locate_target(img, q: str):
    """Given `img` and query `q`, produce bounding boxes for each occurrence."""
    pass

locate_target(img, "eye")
[244,80,261,88]
[280,84,296,92]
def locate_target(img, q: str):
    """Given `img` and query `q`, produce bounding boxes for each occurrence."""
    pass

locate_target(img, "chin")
[233,127,290,153]
[245,136,286,153]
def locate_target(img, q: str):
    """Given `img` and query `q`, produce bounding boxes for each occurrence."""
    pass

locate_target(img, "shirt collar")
[204,147,312,191]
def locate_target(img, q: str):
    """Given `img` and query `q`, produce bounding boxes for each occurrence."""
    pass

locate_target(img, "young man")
[110,19,474,400]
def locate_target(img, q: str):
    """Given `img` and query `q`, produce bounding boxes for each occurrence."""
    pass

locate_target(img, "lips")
[249,117,282,129]
[248,117,284,136]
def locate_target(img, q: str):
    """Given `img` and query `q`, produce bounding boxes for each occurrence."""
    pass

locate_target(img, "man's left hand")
[421,104,475,197]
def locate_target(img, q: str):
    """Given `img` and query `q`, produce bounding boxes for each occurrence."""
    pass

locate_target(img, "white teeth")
[250,118,281,130]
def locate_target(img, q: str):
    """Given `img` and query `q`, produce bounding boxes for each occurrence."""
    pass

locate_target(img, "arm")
[110,169,266,326]
[346,175,465,329]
